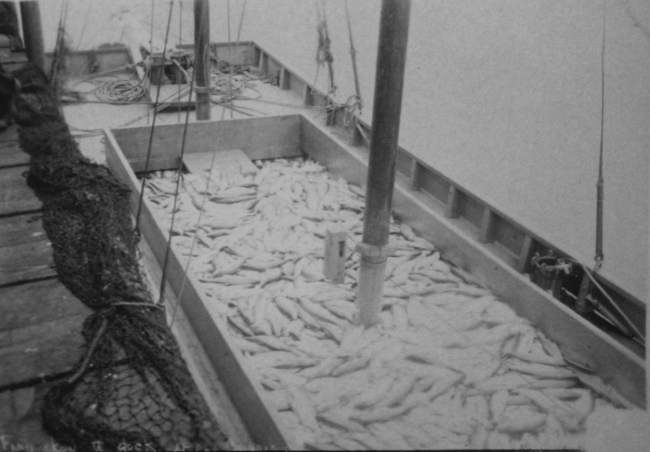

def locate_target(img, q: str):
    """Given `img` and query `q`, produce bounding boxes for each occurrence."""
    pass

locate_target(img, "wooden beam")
[516,234,535,273]
[303,85,314,106]
[19,2,45,71]
[478,208,495,244]
[323,228,347,284]
[258,52,268,75]
[357,0,411,327]
[409,160,423,191]
[445,185,460,218]
[194,0,211,120]
[279,67,290,90]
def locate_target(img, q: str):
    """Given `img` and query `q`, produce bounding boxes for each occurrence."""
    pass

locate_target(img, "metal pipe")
[356,0,411,327]
[19,1,45,71]
[194,0,211,120]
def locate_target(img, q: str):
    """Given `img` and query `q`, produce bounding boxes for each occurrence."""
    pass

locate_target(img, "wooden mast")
[194,0,211,120]
[356,0,411,326]
[20,1,45,71]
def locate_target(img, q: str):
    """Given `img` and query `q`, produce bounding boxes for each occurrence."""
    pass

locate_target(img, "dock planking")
[0,278,90,333]
[0,239,55,286]
[0,313,86,388]
[0,183,42,215]
[0,382,56,450]
[0,126,26,167]
[0,165,30,188]
[0,165,41,215]
[0,212,45,248]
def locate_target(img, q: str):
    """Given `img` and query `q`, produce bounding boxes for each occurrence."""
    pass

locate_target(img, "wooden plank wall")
[110,115,303,172]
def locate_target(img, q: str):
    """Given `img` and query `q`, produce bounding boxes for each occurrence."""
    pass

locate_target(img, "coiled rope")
[94,78,147,104]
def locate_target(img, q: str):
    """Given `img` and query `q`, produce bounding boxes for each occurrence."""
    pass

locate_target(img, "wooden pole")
[356,0,411,327]
[194,0,211,120]
[19,1,45,71]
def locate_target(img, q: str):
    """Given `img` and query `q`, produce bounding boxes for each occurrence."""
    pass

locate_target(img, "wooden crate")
[104,114,645,448]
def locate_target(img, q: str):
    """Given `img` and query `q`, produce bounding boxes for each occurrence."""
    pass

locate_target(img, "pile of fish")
[142,157,622,450]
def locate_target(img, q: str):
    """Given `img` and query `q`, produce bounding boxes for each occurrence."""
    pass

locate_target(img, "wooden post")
[194,0,211,120]
[323,228,347,284]
[356,0,411,327]
[20,2,45,71]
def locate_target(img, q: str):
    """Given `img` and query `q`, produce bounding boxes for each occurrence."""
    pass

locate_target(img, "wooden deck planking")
[0,382,57,450]
[0,212,46,248]
[0,240,56,286]
[0,165,30,187]
[0,164,41,215]
[0,50,87,449]
[0,126,27,167]
[0,313,86,388]
[0,278,90,333]
[0,143,29,167]
[0,183,42,216]
[183,149,258,177]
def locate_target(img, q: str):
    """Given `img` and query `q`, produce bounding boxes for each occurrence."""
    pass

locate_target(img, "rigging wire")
[320,0,336,98]
[158,63,196,308]
[227,0,233,118]
[50,1,69,84]
[135,0,176,234]
[595,0,606,269]
[343,0,363,128]
[74,0,93,51]
[177,0,183,122]
[148,0,155,125]
[223,0,248,114]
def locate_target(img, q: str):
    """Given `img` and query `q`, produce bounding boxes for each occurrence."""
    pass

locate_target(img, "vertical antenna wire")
[148,0,155,125]
[595,0,606,267]
[227,0,233,118]
[177,0,183,122]
[75,0,93,51]
[168,109,228,330]
[167,0,228,329]
[227,0,247,115]
[135,0,176,234]
[158,64,196,307]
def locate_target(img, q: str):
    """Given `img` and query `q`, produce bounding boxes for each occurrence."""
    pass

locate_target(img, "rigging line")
[227,0,233,118]
[158,67,196,307]
[228,0,248,112]
[167,0,222,329]
[74,0,93,51]
[344,0,362,112]
[321,0,336,97]
[135,0,176,234]
[595,0,606,267]
[177,0,183,122]
[148,0,155,125]
[310,0,323,94]
[169,106,229,330]
[50,2,66,82]
[565,257,644,342]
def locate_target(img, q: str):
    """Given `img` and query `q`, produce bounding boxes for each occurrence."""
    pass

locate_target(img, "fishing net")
[14,65,230,451]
